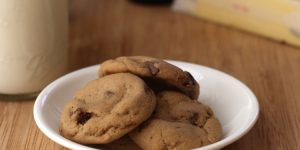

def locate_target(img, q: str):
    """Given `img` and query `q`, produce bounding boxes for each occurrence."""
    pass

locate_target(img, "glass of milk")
[0,0,68,99]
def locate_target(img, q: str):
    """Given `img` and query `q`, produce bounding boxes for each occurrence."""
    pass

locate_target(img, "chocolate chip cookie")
[60,73,156,144]
[130,91,222,150]
[99,56,199,99]
[130,119,211,150]
[154,91,222,143]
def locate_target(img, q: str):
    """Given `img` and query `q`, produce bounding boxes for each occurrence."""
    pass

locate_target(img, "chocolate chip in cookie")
[145,61,160,75]
[77,110,92,125]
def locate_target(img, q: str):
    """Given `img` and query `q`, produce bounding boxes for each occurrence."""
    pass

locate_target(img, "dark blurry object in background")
[131,0,173,5]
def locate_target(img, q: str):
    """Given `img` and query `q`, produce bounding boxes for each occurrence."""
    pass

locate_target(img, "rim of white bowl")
[33,61,259,150]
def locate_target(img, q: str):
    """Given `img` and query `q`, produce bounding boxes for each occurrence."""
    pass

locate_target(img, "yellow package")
[173,0,300,47]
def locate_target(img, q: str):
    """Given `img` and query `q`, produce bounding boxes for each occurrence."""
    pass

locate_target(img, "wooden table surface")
[1,0,300,149]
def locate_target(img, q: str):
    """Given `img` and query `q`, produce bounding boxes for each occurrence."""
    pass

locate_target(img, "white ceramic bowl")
[34,60,259,150]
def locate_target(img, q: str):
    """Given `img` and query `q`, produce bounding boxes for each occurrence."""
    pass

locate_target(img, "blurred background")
[69,0,300,72]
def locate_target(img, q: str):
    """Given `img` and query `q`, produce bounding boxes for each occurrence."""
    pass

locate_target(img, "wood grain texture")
[1,0,300,149]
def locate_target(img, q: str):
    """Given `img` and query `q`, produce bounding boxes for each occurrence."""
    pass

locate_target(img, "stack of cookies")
[60,56,222,150]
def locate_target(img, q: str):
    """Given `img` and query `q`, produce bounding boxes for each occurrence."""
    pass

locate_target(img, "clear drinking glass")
[0,0,68,99]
